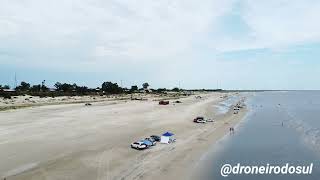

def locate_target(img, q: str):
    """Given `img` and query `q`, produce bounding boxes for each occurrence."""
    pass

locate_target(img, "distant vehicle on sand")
[159,100,169,105]
[144,138,157,146]
[131,141,148,150]
[150,135,161,142]
[193,116,206,123]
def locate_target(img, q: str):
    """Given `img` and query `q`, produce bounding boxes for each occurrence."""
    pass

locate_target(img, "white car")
[131,141,148,150]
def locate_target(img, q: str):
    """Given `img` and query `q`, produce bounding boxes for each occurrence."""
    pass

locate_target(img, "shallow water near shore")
[195,91,320,180]
[215,95,241,115]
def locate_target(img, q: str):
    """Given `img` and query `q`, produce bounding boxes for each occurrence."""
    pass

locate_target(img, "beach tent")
[160,136,170,144]
[160,132,174,144]
[162,132,174,136]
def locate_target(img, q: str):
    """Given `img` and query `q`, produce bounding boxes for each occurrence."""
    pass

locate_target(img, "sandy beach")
[0,92,246,180]
[0,93,183,111]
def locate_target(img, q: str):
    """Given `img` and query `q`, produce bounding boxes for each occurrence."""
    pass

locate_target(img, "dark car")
[193,116,204,123]
[150,135,161,142]
[159,100,169,105]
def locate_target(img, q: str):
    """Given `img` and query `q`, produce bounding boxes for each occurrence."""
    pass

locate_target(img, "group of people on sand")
[229,127,235,134]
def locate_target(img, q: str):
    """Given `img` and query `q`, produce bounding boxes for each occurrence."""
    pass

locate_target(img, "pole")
[14,73,17,89]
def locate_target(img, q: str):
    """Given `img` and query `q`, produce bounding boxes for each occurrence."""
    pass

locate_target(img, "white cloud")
[245,0,320,45]
[1,0,320,59]
[1,0,320,90]
[211,0,320,52]
[0,0,234,69]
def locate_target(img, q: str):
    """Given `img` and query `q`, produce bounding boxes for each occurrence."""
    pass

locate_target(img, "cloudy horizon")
[1,0,320,90]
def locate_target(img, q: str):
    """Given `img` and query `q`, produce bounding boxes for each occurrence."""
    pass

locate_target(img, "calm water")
[196,91,320,180]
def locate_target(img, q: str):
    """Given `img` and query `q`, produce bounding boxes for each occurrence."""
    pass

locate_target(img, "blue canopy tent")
[162,132,174,136]
[161,132,175,144]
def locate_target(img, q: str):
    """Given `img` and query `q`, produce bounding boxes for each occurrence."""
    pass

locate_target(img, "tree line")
[0,85,10,89]
[0,80,183,98]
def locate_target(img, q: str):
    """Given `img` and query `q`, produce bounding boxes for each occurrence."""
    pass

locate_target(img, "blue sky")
[1,0,320,90]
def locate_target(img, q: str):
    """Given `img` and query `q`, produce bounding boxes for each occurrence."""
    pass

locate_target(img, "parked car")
[150,135,161,142]
[131,141,148,150]
[159,100,169,105]
[142,140,153,147]
[145,138,157,146]
[193,116,206,123]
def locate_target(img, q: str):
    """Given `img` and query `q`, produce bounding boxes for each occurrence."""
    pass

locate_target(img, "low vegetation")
[0,80,223,98]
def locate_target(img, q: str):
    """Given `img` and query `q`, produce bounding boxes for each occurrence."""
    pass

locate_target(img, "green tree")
[30,85,41,92]
[0,85,10,90]
[142,82,149,89]
[3,85,10,89]
[156,88,167,93]
[41,80,49,92]
[101,81,123,94]
[130,85,138,92]
[172,87,180,92]
[16,81,30,91]
[54,82,62,91]
[54,82,75,92]
[75,86,89,94]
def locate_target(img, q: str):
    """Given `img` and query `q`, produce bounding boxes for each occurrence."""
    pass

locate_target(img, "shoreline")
[0,92,247,180]
[190,106,250,180]
[188,102,248,180]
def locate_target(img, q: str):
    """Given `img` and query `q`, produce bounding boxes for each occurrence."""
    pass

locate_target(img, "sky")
[1,0,320,90]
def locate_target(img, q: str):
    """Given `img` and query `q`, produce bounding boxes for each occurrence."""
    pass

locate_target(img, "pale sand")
[0,93,183,111]
[0,92,246,180]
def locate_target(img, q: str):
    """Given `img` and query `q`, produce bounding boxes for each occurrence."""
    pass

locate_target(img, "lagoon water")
[196,91,320,180]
